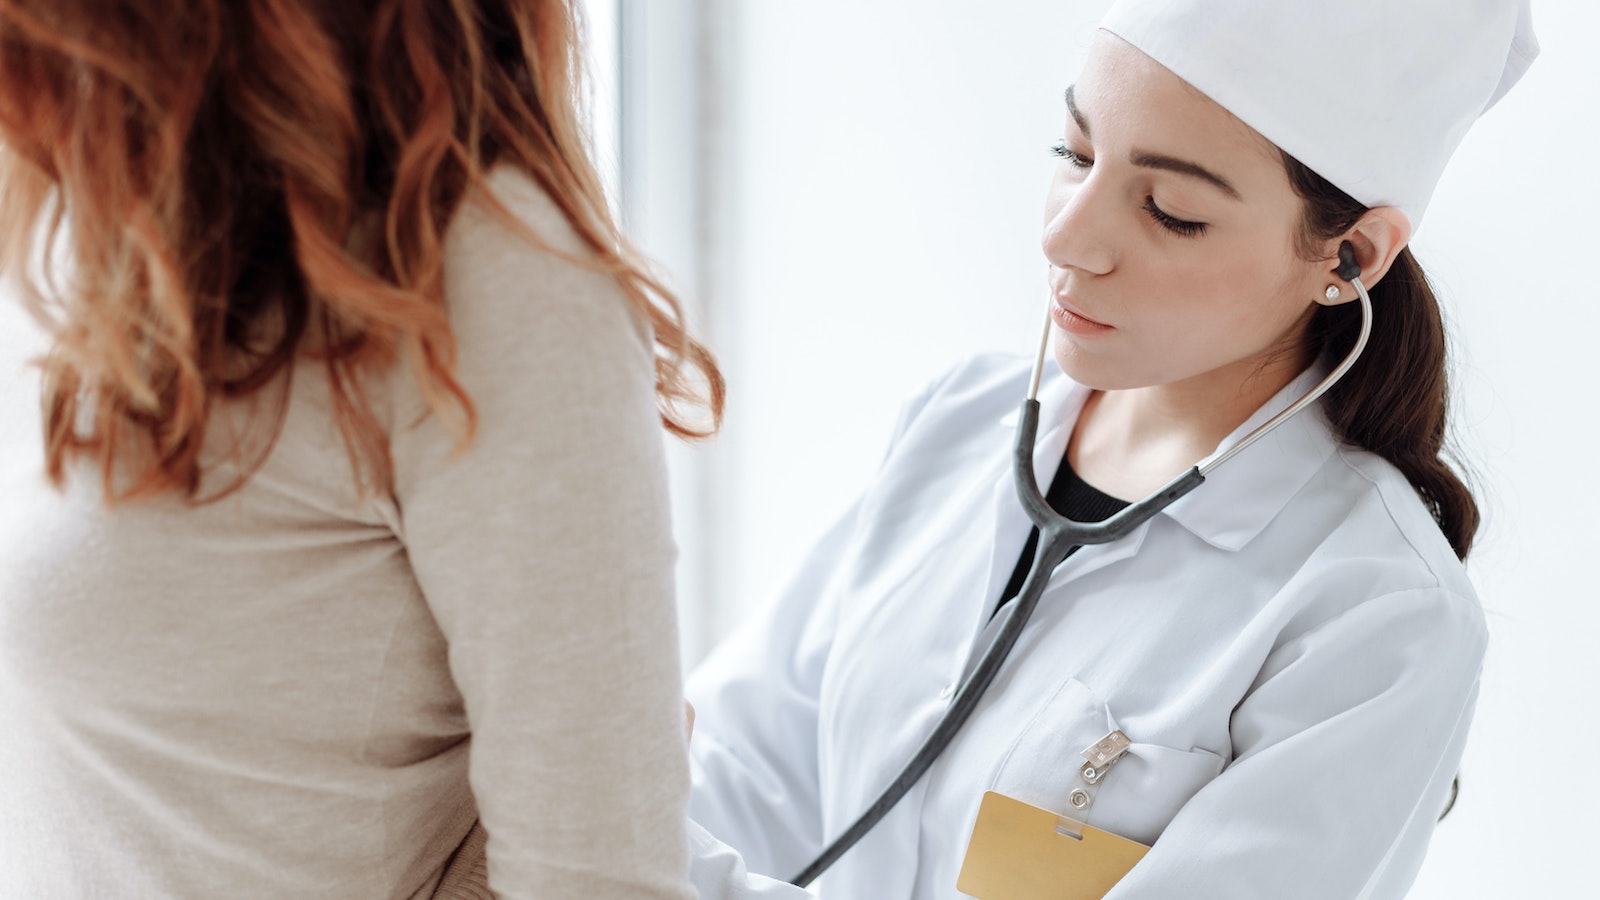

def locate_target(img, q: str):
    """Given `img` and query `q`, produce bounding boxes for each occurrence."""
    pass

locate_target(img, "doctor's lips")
[1051,296,1114,333]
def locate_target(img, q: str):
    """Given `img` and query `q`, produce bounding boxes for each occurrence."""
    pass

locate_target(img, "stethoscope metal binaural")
[789,243,1372,887]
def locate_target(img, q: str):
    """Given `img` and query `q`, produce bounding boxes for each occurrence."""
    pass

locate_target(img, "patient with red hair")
[0,1,718,896]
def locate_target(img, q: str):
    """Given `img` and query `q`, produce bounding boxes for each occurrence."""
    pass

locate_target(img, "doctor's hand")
[685,700,696,742]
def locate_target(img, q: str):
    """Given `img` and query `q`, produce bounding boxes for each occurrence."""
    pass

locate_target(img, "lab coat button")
[939,681,958,701]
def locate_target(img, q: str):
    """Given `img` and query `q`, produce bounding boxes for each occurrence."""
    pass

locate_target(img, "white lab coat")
[685,354,1484,900]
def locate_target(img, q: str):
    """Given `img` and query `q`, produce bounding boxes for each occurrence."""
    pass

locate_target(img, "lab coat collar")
[998,365,1338,553]
[1170,366,1339,551]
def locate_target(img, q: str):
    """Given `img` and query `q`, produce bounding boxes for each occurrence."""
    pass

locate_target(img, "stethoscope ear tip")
[1336,241,1362,283]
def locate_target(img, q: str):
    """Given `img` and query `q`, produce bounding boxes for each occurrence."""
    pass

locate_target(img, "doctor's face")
[1042,32,1324,393]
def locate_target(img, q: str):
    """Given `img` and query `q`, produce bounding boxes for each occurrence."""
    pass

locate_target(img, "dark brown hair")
[1283,152,1479,559]
[0,0,724,501]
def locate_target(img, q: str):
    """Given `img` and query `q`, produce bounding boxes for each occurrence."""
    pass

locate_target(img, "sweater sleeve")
[389,168,693,899]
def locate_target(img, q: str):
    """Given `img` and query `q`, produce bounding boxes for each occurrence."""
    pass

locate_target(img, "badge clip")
[1079,729,1131,785]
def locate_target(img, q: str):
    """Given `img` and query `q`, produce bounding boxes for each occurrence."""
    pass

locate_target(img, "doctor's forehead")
[1068,32,1283,178]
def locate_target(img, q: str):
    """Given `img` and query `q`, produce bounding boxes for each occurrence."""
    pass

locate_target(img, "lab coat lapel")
[967,374,1088,645]
[818,378,1092,900]
[969,371,1169,660]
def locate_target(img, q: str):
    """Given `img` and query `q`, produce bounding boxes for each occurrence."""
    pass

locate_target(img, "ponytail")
[1284,154,1480,559]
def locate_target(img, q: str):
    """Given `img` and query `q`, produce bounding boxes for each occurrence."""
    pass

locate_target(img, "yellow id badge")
[956,791,1149,900]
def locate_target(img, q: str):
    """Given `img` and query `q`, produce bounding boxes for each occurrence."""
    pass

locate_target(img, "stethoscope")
[790,243,1371,887]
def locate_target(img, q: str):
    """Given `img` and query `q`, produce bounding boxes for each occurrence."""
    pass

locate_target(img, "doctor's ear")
[1316,208,1412,305]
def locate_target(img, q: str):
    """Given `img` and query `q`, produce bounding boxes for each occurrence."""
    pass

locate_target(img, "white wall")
[1407,2,1600,892]
[662,1,1599,896]
[687,0,1103,644]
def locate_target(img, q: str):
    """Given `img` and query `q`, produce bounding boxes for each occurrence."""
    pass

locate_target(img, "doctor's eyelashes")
[1142,196,1208,238]
[1049,139,1092,169]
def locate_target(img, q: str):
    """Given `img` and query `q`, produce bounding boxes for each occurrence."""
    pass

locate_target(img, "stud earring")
[1324,285,1341,302]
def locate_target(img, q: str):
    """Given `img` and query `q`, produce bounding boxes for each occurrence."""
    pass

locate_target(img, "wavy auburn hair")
[0,0,723,500]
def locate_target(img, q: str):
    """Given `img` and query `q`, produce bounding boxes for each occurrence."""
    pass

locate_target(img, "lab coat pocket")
[989,678,1225,847]
[1092,740,1225,845]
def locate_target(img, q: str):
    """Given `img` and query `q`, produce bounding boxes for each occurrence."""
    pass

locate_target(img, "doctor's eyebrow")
[1063,85,1243,201]
[1065,85,1094,140]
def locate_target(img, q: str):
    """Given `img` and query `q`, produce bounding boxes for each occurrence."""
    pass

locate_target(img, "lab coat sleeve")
[685,369,952,888]
[1103,586,1487,900]
[685,501,855,880]
[688,820,819,900]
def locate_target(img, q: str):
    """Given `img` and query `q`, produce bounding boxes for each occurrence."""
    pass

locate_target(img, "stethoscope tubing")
[789,267,1372,887]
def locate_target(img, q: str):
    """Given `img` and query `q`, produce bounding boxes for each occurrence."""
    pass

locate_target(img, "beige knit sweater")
[0,167,696,899]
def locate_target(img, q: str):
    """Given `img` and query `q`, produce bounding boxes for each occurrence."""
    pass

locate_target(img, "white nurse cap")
[1099,0,1539,230]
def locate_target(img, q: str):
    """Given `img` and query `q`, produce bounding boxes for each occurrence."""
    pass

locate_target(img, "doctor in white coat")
[685,1,1539,898]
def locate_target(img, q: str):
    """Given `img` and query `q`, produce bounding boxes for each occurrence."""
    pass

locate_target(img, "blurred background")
[588,0,1598,896]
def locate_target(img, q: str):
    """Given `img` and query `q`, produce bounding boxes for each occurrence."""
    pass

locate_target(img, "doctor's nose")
[1041,183,1115,277]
